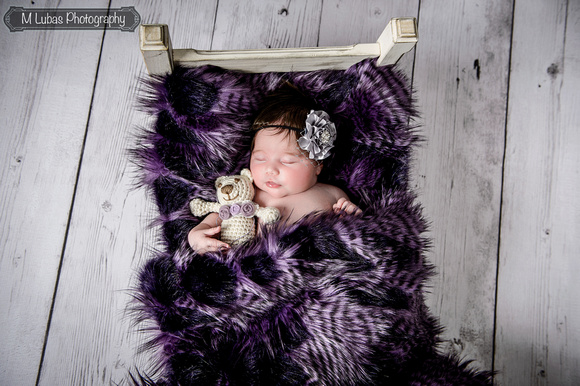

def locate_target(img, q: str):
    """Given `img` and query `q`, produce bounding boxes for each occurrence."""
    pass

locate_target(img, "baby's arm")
[333,197,362,216]
[255,205,280,224]
[187,212,230,254]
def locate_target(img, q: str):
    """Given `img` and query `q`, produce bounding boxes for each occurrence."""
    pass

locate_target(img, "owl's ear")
[241,168,253,183]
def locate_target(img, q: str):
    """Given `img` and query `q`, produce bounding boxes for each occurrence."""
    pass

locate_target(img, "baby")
[188,83,361,254]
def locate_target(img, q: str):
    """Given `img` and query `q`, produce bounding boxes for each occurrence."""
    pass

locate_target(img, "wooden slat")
[0,0,107,384]
[140,18,417,74]
[411,0,513,371]
[36,1,218,384]
[318,0,419,79]
[172,43,381,72]
[211,0,322,50]
[495,0,580,383]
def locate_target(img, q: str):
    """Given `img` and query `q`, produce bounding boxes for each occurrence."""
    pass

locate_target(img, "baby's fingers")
[207,239,230,253]
[198,238,230,255]
[333,197,348,213]
[204,225,222,236]
[341,201,363,216]
[204,226,230,251]
[343,202,356,214]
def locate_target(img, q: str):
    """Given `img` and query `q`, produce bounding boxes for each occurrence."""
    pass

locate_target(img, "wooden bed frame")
[139,17,418,75]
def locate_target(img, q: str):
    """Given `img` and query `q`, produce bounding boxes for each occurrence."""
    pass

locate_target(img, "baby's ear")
[241,168,253,183]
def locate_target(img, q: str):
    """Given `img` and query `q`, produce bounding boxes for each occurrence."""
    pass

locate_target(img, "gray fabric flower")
[297,110,337,161]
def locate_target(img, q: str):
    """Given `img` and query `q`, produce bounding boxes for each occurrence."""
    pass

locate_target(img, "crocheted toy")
[189,168,280,246]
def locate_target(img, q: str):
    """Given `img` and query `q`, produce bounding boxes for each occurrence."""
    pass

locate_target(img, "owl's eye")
[217,183,222,188]
[235,178,240,183]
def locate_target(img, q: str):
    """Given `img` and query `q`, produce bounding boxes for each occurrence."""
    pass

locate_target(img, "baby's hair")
[251,82,315,142]
[250,82,331,167]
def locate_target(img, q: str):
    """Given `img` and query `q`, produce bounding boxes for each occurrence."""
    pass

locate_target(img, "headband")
[257,110,337,161]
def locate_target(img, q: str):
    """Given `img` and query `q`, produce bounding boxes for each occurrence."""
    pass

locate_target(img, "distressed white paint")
[212,0,322,50]
[0,0,107,384]
[140,18,417,75]
[36,1,218,384]
[318,0,420,80]
[140,24,174,74]
[1,0,578,384]
[411,0,512,371]
[495,0,580,384]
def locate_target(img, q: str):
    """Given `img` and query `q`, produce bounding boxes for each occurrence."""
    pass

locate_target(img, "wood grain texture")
[36,1,218,384]
[172,43,382,72]
[495,0,580,384]
[6,0,575,384]
[411,0,513,371]
[141,17,417,74]
[0,0,107,384]
[212,0,322,50]
[319,0,419,79]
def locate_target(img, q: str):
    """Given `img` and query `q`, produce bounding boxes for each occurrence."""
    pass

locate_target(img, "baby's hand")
[188,225,230,255]
[333,197,362,216]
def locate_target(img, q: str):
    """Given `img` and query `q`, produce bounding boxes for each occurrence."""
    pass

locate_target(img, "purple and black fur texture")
[131,60,493,384]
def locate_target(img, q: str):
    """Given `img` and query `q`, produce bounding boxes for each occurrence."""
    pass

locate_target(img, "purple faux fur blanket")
[131,60,492,384]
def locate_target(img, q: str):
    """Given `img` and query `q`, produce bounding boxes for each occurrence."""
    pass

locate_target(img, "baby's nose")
[266,165,279,175]
[221,185,234,194]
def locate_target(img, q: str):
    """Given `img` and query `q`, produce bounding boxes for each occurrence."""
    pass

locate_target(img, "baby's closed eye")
[252,154,266,162]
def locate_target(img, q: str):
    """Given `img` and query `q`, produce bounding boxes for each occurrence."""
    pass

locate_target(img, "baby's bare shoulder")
[315,183,348,201]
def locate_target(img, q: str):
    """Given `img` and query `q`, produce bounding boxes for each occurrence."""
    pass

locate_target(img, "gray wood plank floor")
[0,0,578,384]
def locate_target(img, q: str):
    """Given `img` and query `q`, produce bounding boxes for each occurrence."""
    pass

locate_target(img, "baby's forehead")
[252,146,303,158]
[253,128,300,151]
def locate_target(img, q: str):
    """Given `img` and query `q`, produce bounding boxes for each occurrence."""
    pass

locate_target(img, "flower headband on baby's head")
[259,110,337,161]
[298,110,337,161]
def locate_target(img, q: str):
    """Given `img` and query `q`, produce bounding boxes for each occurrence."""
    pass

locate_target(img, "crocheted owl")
[189,168,280,246]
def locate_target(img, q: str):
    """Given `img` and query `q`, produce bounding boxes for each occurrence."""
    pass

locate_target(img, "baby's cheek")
[249,165,263,185]
[249,163,258,177]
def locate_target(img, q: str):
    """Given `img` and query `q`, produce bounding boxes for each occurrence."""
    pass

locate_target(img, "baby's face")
[250,128,322,199]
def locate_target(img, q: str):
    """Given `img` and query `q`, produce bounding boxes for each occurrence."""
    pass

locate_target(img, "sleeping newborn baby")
[188,83,361,254]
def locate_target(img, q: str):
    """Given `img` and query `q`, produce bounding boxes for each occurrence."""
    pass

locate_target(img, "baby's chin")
[256,184,288,199]
[262,188,287,199]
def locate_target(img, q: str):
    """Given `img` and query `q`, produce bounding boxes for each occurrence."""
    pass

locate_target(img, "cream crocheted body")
[189,169,279,246]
